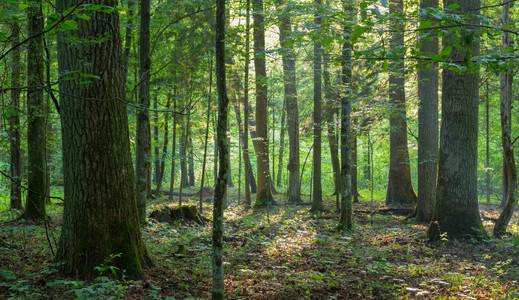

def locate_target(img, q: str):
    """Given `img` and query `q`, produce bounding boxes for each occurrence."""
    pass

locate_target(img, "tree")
[243,0,253,208]
[55,0,152,278]
[277,0,301,204]
[415,0,439,221]
[311,0,323,212]
[338,0,353,230]
[253,0,275,206]
[8,22,22,210]
[426,0,487,241]
[385,0,417,207]
[135,0,152,225]
[212,0,229,296]
[493,0,516,236]
[23,2,47,220]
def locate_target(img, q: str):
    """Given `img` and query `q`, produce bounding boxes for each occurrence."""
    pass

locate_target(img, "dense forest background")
[0,0,518,298]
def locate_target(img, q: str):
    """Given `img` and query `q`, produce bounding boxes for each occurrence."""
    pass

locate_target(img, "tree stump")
[149,205,207,225]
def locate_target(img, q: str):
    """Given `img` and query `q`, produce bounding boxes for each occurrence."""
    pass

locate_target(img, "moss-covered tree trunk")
[338,0,353,230]
[55,0,152,279]
[136,0,152,225]
[385,0,417,207]
[415,0,439,222]
[253,0,275,206]
[9,22,22,210]
[24,2,47,220]
[426,0,487,241]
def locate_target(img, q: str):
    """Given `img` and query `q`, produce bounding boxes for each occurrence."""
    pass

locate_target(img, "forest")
[0,0,518,298]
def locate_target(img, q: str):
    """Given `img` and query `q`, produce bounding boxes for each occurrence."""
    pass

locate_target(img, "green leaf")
[419,19,432,30]
[351,26,366,42]
[441,46,452,58]
[18,4,30,10]
[61,20,78,30]
[448,3,459,10]
[382,61,389,71]
[77,14,91,21]
[80,73,100,79]
[514,237,519,247]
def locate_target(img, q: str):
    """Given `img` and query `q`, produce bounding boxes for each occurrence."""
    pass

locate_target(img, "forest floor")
[1,188,518,299]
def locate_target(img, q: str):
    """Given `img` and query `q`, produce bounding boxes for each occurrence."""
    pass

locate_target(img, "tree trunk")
[153,95,160,186]
[180,113,190,188]
[352,127,359,203]
[200,59,213,213]
[339,0,353,230]
[212,0,228,296]
[311,0,323,212]
[243,0,252,208]
[323,51,340,196]
[55,0,152,279]
[277,1,301,204]
[485,81,491,205]
[168,97,178,202]
[426,0,487,241]
[188,136,195,186]
[135,0,152,224]
[494,0,516,236]
[415,0,439,221]
[385,0,417,207]
[253,0,275,206]
[276,99,286,188]
[9,22,22,210]
[24,3,47,220]
[155,98,170,197]
[122,0,135,87]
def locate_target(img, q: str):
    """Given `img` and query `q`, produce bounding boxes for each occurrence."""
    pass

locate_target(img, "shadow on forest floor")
[1,188,518,299]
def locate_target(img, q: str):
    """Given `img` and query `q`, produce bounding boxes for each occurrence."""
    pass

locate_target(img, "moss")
[428,208,488,241]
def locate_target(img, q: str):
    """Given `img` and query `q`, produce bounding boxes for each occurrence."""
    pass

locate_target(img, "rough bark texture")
[277,0,301,204]
[311,0,323,212]
[339,1,353,230]
[385,0,417,207]
[55,0,152,278]
[494,0,516,236]
[212,0,228,296]
[253,0,275,206]
[427,0,487,241]
[136,0,152,224]
[9,23,22,210]
[24,3,47,219]
[415,0,439,222]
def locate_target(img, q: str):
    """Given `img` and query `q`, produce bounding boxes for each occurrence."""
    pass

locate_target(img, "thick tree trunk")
[212,0,228,297]
[9,23,22,210]
[385,0,417,207]
[427,0,487,241]
[339,1,353,230]
[55,0,152,279]
[136,0,152,224]
[494,1,516,236]
[253,0,275,206]
[24,3,47,220]
[311,0,323,212]
[415,0,439,222]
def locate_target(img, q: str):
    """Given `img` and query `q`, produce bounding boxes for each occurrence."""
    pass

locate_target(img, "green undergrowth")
[0,187,518,299]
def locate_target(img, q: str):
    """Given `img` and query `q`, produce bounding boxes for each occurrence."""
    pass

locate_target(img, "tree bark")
[277,0,301,204]
[155,97,170,197]
[323,51,340,197]
[24,2,47,220]
[415,0,439,221]
[153,95,160,185]
[494,0,516,236]
[311,0,323,212]
[427,0,487,241]
[243,0,253,208]
[212,0,228,297]
[200,59,213,213]
[136,0,152,224]
[168,96,178,202]
[55,0,152,279]
[9,22,22,210]
[339,0,353,230]
[276,99,286,188]
[385,0,417,207]
[253,0,275,206]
